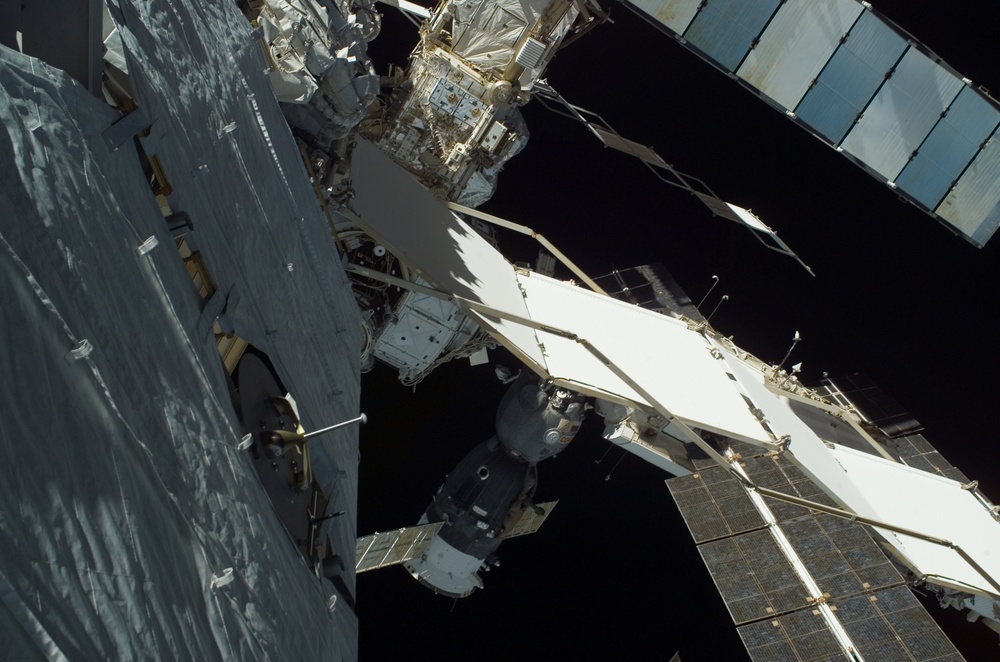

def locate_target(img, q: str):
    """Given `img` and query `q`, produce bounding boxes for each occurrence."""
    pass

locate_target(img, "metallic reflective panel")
[896,86,1000,210]
[936,129,1000,245]
[682,0,780,72]
[736,0,862,111]
[794,10,907,144]
[626,0,701,35]
[840,47,964,180]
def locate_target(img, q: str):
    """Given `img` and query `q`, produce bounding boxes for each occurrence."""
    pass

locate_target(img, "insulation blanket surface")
[0,0,362,656]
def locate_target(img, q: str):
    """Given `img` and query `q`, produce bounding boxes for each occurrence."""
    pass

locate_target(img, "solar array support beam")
[533,81,814,274]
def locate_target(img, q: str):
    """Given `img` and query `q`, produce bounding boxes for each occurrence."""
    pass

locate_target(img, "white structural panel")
[840,47,964,180]
[711,336,1000,595]
[373,289,459,373]
[725,203,769,232]
[513,273,772,443]
[827,446,1000,594]
[736,0,862,112]
[710,340,881,516]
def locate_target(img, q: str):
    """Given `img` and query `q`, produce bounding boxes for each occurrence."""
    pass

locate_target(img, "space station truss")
[355,522,445,573]
[625,0,1000,246]
[349,133,1000,628]
[667,459,964,661]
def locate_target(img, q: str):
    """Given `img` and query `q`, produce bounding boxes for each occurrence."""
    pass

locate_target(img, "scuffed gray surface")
[0,0,362,657]
[103,0,362,512]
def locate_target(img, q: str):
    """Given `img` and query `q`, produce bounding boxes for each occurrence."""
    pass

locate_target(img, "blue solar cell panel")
[897,86,1000,209]
[735,0,863,112]
[840,48,964,180]
[682,0,779,72]
[795,11,907,145]
[935,132,1000,245]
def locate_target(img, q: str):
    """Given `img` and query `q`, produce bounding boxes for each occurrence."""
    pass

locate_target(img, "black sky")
[356,2,1000,659]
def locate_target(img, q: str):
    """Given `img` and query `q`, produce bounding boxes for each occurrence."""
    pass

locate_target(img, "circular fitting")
[487,80,513,106]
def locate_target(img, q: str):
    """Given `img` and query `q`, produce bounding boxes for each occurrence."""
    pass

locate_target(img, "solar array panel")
[588,124,668,168]
[833,587,966,661]
[668,466,765,544]
[737,586,965,661]
[738,607,844,661]
[778,513,903,601]
[355,522,444,572]
[894,434,969,483]
[532,84,814,273]
[816,373,923,438]
[666,444,964,660]
[742,453,838,523]
[699,528,812,625]
[626,0,1000,245]
[817,374,971,482]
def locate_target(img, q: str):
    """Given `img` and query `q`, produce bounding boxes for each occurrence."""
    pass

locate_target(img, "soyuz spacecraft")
[397,371,586,597]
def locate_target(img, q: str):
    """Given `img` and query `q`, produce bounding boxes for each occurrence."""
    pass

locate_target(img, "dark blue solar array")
[627,0,1000,246]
